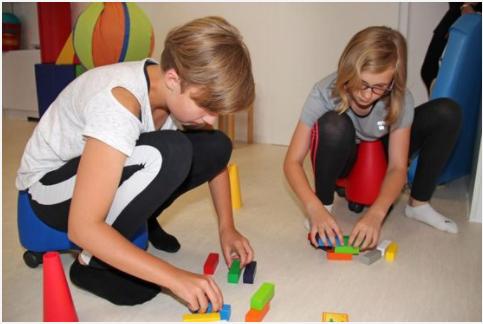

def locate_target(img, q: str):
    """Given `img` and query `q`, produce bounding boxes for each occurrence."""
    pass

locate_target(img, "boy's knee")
[139,131,193,179]
[210,130,232,168]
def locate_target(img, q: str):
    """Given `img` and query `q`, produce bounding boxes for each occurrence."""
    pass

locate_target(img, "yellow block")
[56,33,75,64]
[322,312,349,322]
[182,312,221,322]
[228,163,242,209]
[385,242,398,262]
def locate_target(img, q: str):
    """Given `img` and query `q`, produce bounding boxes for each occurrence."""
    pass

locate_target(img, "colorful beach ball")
[73,3,154,70]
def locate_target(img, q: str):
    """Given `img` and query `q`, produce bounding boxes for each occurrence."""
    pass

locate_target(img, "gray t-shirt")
[300,72,414,141]
[16,58,177,190]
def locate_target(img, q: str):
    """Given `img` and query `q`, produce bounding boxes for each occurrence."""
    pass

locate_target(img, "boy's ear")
[164,68,181,93]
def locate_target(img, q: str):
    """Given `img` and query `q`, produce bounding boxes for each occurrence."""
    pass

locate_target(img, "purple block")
[243,261,257,284]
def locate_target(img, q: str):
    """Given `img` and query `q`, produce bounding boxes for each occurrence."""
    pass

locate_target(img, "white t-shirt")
[16,58,177,190]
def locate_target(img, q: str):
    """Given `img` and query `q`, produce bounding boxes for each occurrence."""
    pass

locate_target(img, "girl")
[16,17,254,312]
[284,26,461,251]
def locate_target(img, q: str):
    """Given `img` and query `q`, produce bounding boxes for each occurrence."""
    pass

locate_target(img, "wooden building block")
[206,303,231,321]
[228,259,241,284]
[203,253,219,275]
[245,302,270,322]
[318,235,343,248]
[322,312,349,322]
[377,240,392,255]
[327,252,352,261]
[220,304,231,321]
[385,242,398,262]
[357,250,382,265]
[334,245,360,255]
[250,282,275,311]
[182,312,220,322]
[243,261,257,284]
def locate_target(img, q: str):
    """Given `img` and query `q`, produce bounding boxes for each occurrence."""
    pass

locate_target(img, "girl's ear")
[164,68,181,93]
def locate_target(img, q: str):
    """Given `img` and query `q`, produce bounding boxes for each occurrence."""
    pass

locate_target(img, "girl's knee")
[317,111,355,145]
[431,98,462,130]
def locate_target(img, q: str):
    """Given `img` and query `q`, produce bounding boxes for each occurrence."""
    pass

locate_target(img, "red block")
[37,3,72,63]
[43,252,78,322]
[203,253,219,275]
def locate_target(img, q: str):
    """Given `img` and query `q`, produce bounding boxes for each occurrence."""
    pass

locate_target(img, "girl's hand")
[167,268,223,313]
[308,205,343,248]
[349,212,382,250]
[219,227,254,268]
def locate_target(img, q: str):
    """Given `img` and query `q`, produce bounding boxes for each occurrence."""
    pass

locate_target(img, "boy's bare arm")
[208,168,254,267]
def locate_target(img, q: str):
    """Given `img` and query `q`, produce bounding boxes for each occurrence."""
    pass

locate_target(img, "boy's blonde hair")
[334,26,407,125]
[161,16,255,115]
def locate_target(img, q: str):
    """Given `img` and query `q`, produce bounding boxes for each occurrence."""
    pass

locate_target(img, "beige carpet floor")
[2,118,481,322]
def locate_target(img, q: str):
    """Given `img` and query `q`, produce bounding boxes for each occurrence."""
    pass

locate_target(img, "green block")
[250,282,275,311]
[228,272,240,284]
[227,259,241,284]
[343,235,349,246]
[334,245,360,255]
[333,235,359,254]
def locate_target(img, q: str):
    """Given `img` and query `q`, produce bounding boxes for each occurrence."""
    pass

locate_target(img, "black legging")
[29,129,231,248]
[311,98,462,205]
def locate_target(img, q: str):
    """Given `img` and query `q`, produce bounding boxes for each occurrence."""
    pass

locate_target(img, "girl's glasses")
[360,79,394,96]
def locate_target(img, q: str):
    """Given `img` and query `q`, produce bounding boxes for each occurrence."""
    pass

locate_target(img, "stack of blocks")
[182,303,231,322]
[35,3,79,118]
[245,282,275,322]
[310,234,359,261]
[309,234,398,265]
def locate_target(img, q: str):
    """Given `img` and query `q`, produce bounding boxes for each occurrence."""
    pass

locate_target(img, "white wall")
[130,2,401,145]
[5,2,450,144]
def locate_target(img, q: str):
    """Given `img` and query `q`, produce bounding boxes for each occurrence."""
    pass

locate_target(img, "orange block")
[327,251,352,261]
[245,302,270,322]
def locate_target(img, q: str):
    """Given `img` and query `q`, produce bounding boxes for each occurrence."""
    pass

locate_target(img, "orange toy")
[245,302,270,322]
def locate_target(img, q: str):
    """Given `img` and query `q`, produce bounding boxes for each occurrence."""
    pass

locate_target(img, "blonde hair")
[334,26,407,125]
[161,16,255,115]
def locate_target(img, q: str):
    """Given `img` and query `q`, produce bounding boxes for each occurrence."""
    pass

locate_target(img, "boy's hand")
[219,227,254,268]
[349,212,382,250]
[308,206,343,248]
[167,268,223,313]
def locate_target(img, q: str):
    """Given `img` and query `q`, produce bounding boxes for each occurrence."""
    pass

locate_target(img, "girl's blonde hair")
[161,16,255,114]
[334,26,407,125]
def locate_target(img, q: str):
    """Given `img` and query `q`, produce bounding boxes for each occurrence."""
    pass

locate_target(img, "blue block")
[220,304,231,321]
[243,261,257,284]
[408,14,482,185]
[316,234,341,248]
[205,303,231,320]
[34,64,76,118]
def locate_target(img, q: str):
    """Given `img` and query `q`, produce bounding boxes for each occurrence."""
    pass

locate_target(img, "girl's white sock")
[405,203,458,234]
[304,204,333,230]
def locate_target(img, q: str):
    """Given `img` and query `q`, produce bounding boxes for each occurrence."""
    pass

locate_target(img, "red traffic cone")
[346,140,387,205]
[43,252,78,322]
